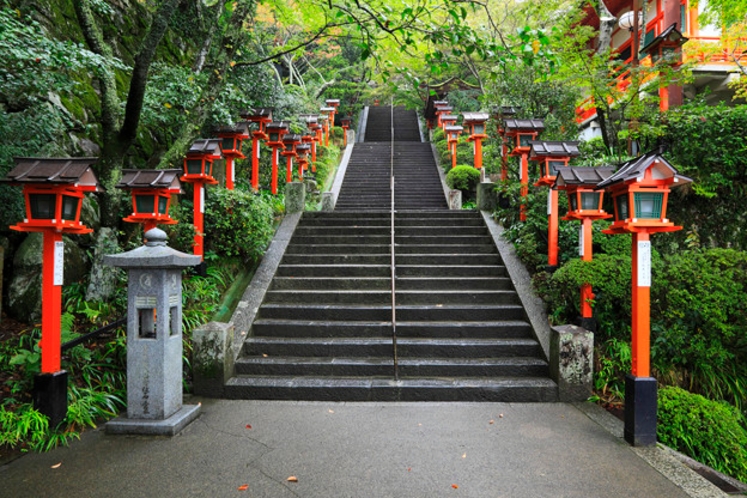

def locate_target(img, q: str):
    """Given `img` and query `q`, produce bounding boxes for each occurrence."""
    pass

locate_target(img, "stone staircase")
[224,105,557,401]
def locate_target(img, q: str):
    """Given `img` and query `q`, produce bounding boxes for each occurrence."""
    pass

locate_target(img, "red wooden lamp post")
[117,169,182,232]
[340,116,352,147]
[282,134,302,183]
[435,103,453,128]
[596,150,691,446]
[640,23,688,111]
[265,122,289,195]
[529,140,580,269]
[2,157,101,426]
[181,139,222,265]
[555,166,615,329]
[444,125,463,169]
[240,108,273,191]
[492,106,518,181]
[215,122,250,190]
[320,107,335,146]
[504,118,545,221]
[301,134,316,173]
[299,114,320,166]
[296,143,311,180]
[325,99,340,135]
[462,112,490,170]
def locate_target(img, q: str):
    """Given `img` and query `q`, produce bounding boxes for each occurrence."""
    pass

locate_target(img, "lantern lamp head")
[554,166,615,220]
[1,157,102,234]
[640,23,688,64]
[504,119,544,155]
[266,122,290,146]
[182,139,222,184]
[117,169,182,227]
[529,140,580,186]
[596,150,692,234]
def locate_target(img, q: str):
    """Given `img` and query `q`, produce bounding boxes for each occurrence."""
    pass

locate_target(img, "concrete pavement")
[0,399,726,498]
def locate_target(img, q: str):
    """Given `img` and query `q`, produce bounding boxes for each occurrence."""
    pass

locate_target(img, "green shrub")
[204,187,275,262]
[446,165,480,192]
[658,386,747,482]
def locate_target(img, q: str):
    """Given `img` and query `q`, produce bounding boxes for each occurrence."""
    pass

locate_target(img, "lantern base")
[545,264,558,274]
[193,261,207,277]
[33,370,68,428]
[105,404,201,436]
[576,316,597,333]
[624,375,658,447]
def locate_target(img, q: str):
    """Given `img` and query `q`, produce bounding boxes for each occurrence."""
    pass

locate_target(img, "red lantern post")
[281,134,302,183]
[492,106,518,181]
[2,157,101,425]
[555,166,615,328]
[320,107,335,146]
[530,140,581,269]
[462,112,489,170]
[597,150,692,446]
[181,139,222,263]
[117,169,182,232]
[325,99,340,136]
[504,119,545,221]
[444,125,463,169]
[434,102,452,128]
[301,135,316,173]
[240,108,273,191]
[215,122,250,190]
[296,143,311,180]
[340,116,352,147]
[265,122,289,195]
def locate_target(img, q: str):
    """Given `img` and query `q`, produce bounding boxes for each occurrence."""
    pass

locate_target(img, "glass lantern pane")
[634,192,663,219]
[158,196,169,214]
[519,134,531,147]
[221,137,235,151]
[205,160,213,176]
[136,194,155,213]
[475,124,484,134]
[269,132,279,142]
[29,194,56,219]
[548,161,565,175]
[569,193,578,211]
[581,192,599,210]
[616,194,629,221]
[61,195,79,221]
[186,159,203,175]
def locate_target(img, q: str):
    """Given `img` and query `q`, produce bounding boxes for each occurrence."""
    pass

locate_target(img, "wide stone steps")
[224,110,556,402]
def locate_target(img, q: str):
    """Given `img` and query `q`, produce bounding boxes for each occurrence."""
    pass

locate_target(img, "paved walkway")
[0,398,725,498]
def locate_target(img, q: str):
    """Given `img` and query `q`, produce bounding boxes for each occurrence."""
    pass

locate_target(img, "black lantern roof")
[267,121,290,131]
[283,134,302,144]
[595,150,692,190]
[437,106,454,113]
[215,122,251,136]
[240,108,273,121]
[555,167,616,189]
[320,106,336,113]
[187,139,223,157]
[529,140,581,158]
[296,143,311,153]
[444,125,463,133]
[299,114,319,124]
[325,99,340,106]
[117,169,182,192]
[441,114,458,122]
[462,112,490,124]
[2,157,101,191]
[641,23,689,57]
[433,100,449,107]
[504,119,545,133]
[492,106,519,118]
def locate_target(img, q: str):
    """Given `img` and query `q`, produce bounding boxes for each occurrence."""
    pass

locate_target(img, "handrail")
[390,100,399,380]
[61,317,127,352]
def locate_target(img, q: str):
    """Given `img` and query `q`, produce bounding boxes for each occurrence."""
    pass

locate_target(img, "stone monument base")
[105,404,201,436]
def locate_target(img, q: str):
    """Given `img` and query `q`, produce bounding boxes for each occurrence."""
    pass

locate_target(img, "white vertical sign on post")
[199,184,205,214]
[53,241,64,286]
[231,162,235,184]
[638,240,651,287]
[547,192,552,216]
[578,225,584,257]
[256,143,260,159]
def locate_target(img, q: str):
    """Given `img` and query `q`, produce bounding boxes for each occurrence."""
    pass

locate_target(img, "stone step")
[275,264,390,277]
[224,376,558,402]
[234,356,549,378]
[396,265,507,277]
[395,254,503,266]
[396,290,520,305]
[258,303,391,321]
[396,304,525,321]
[282,254,390,265]
[395,244,496,254]
[270,277,390,291]
[243,337,543,358]
[265,289,392,305]
[287,244,390,254]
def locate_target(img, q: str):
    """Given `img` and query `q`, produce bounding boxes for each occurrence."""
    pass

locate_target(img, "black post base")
[193,261,207,277]
[576,316,598,333]
[545,265,559,274]
[33,371,68,428]
[624,374,657,447]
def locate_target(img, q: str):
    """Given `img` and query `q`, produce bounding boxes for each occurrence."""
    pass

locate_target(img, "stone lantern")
[104,228,201,436]
[265,121,289,195]
[1,157,101,426]
[215,122,250,190]
[530,140,581,269]
[505,119,545,221]
[596,150,692,447]
[444,125,463,170]
[462,112,490,170]
[240,108,273,191]
[555,166,615,330]
[181,139,221,266]
[117,169,182,232]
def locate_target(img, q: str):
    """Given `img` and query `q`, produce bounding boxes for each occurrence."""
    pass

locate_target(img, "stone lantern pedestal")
[103,228,201,436]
